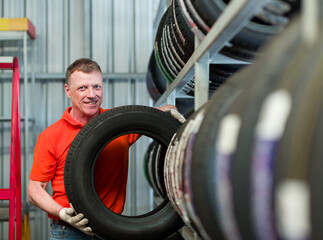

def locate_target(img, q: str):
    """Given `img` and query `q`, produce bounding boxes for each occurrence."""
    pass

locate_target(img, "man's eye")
[95,85,101,89]
[79,86,85,90]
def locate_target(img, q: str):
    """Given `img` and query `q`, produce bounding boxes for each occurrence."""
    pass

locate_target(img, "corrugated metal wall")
[0,0,163,239]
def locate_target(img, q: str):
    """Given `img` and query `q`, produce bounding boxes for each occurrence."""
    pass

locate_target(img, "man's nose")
[87,88,96,98]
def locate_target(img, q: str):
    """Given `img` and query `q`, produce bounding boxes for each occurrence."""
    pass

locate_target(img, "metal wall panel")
[134,0,155,72]
[47,0,65,73]
[92,0,110,72]
[113,0,130,73]
[1,0,159,74]
[2,0,23,17]
[69,0,86,61]
[0,0,163,239]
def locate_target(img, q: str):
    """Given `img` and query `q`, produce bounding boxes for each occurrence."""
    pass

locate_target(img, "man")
[28,58,184,239]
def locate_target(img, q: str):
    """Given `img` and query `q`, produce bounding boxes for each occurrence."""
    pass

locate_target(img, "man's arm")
[155,104,177,112]
[27,179,62,217]
[28,179,94,235]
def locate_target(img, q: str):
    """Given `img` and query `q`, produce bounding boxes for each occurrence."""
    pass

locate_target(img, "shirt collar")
[62,107,105,128]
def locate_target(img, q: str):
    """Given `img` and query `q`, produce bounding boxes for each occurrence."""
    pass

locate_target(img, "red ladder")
[0,56,22,240]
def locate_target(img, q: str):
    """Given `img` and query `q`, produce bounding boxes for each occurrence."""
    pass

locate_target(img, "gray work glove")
[59,204,94,235]
[166,109,186,124]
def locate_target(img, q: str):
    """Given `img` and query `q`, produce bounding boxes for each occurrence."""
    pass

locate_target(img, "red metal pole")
[10,57,22,240]
[0,56,22,240]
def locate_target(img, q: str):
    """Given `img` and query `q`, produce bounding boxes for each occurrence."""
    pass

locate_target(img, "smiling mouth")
[85,100,98,105]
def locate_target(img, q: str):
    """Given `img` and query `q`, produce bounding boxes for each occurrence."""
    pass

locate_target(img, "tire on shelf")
[273,30,323,240]
[229,18,309,240]
[310,91,323,240]
[146,52,168,102]
[189,63,255,240]
[64,105,183,240]
[146,59,162,102]
[154,0,195,84]
[143,140,166,197]
[182,64,245,97]
[167,60,254,240]
[147,140,167,198]
[162,19,183,73]
[164,102,212,238]
[184,0,300,61]
[154,7,175,83]
[189,16,306,240]
[171,0,195,63]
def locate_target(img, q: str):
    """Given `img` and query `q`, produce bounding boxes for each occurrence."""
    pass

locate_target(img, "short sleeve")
[29,132,58,182]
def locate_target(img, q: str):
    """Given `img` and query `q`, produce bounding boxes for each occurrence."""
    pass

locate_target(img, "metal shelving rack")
[153,0,318,239]
[154,0,271,110]
[152,0,273,239]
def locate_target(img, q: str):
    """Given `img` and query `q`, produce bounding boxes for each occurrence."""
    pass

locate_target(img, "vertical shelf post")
[194,36,209,110]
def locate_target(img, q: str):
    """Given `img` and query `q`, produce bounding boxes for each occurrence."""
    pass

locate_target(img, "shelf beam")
[154,0,270,107]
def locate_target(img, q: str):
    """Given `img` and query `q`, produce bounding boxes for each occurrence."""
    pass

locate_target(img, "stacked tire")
[164,12,323,240]
[147,0,299,103]
[178,0,300,61]
[143,140,167,199]
[146,52,167,102]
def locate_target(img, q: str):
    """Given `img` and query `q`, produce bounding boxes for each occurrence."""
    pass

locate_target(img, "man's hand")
[59,205,94,235]
[156,105,186,124]
[166,109,186,124]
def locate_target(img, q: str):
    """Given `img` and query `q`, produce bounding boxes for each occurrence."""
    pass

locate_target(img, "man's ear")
[65,83,71,98]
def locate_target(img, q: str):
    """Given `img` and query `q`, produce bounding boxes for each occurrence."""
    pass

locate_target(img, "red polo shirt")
[29,107,140,219]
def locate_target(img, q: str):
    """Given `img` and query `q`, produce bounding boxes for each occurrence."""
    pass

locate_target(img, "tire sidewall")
[65,106,182,240]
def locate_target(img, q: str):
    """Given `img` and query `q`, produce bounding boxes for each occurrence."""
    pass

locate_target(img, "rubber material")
[188,0,299,60]
[64,105,183,240]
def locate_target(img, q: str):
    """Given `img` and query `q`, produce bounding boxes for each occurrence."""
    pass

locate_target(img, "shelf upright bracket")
[166,80,176,106]
[194,36,209,110]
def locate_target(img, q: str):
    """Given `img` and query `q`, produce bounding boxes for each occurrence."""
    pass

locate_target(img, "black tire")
[143,141,164,197]
[153,0,196,84]
[166,231,185,240]
[310,102,323,240]
[187,0,300,60]
[172,0,195,59]
[150,52,167,95]
[273,33,323,240]
[146,141,167,198]
[182,64,245,97]
[164,100,217,238]
[175,98,195,116]
[146,63,162,102]
[190,64,255,240]
[146,52,168,102]
[227,17,307,240]
[154,8,175,83]
[65,105,183,240]
[190,17,305,240]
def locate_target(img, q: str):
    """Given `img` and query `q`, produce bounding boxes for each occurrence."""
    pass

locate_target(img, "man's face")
[65,70,103,121]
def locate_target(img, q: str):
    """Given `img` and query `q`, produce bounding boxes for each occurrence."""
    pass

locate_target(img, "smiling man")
[27,58,183,240]
[28,59,106,240]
